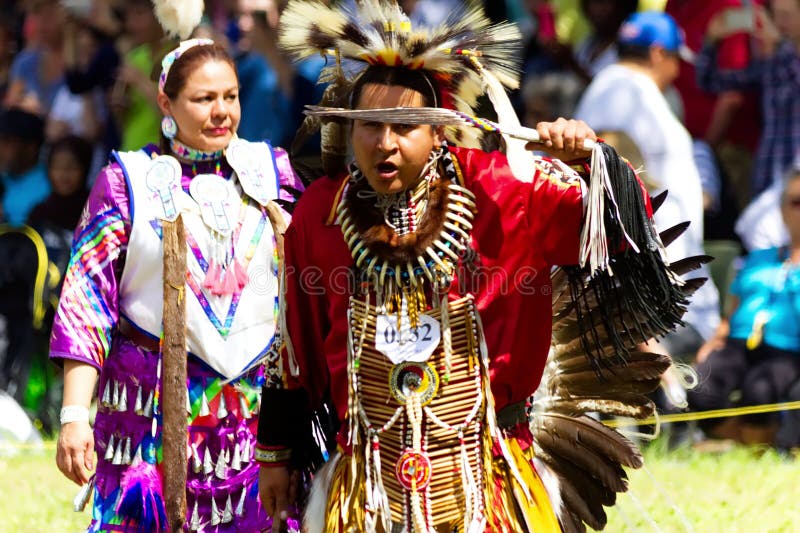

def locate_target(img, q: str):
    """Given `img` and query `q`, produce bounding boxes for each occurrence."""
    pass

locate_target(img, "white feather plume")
[152,0,205,40]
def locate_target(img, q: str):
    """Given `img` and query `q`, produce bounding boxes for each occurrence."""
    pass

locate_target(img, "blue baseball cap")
[617,11,695,63]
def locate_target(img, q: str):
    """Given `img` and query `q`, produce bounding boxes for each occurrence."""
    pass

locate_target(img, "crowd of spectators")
[0,0,797,452]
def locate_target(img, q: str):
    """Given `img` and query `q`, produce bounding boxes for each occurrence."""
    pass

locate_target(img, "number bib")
[375,313,441,365]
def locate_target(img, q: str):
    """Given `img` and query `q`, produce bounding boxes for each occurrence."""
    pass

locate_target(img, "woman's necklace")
[170,138,224,162]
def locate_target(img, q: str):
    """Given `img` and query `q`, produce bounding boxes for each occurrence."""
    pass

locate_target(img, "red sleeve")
[526,157,586,266]
[280,181,333,408]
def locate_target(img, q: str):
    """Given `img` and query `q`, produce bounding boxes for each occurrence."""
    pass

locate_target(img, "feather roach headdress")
[280,0,523,160]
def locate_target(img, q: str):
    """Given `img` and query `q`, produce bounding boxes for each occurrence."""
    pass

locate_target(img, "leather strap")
[118,316,161,352]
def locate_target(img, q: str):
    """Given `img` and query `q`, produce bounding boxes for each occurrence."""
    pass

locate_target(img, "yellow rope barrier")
[4,403,800,450]
[604,401,800,428]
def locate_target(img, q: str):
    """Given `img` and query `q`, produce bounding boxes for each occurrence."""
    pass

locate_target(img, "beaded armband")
[254,444,292,468]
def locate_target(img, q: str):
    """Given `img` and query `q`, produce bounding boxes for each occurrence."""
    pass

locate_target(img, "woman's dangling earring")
[161,116,178,139]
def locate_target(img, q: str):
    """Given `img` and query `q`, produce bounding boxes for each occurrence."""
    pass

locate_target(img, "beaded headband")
[158,38,215,93]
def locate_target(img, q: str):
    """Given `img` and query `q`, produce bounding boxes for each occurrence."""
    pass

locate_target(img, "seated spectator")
[776,379,800,453]
[697,1,800,199]
[688,168,800,446]
[0,108,49,226]
[27,134,91,237]
[736,177,790,252]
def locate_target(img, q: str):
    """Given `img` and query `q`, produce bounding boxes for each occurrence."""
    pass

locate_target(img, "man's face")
[350,83,443,195]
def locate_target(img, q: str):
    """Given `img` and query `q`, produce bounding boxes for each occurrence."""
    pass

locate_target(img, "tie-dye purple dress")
[50,144,303,532]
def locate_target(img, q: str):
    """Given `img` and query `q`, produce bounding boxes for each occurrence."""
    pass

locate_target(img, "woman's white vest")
[116,139,282,380]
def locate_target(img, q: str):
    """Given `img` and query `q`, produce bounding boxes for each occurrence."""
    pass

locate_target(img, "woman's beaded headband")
[158,38,214,93]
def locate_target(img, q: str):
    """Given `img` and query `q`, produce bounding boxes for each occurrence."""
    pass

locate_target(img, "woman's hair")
[47,135,93,186]
[350,66,440,109]
[160,42,237,100]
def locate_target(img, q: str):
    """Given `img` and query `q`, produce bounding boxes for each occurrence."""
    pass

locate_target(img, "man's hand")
[56,420,95,485]
[526,117,596,161]
[259,465,291,533]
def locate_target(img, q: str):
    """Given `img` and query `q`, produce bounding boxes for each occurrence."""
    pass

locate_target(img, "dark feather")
[556,354,671,383]
[659,221,690,248]
[535,414,643,469]
[555,350,669,374]
[552,308,642,345]
[559,510,588,533]
[649,189,668,214]
[555,376,663,397]
[546,394,655,419]
[291,115,321,156]
[290,161,325,188]
[682,277,708,297]
[669,255,713,276]
[555,468,608,530]
[551,267,571,309]
[534,428,630,493]
[551,454,619,509]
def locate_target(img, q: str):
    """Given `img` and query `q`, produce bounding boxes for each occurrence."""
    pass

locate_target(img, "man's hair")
[350,66,440,109]
[616,42,652,61]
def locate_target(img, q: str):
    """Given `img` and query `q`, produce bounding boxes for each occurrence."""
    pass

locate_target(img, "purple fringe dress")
[50,146,303,532]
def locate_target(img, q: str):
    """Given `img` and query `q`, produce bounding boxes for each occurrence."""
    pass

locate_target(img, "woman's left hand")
[526,117,596,161]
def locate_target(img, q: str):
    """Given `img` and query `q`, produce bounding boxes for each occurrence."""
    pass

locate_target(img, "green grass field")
[1,441,798,532]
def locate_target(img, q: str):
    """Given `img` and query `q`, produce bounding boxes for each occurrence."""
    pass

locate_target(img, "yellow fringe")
[483,433,562,533]
[324,453,366,532]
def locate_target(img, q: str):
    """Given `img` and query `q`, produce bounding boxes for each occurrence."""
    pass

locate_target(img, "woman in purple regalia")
[50,38,302,532]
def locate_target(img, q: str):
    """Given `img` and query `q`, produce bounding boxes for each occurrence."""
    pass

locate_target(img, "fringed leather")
[569,143,692,370]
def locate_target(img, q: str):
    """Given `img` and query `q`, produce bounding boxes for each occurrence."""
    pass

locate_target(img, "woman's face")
[49,149,85,196]
[160,60,241,153]
[781,175,800,241]
[351,83,442,195]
